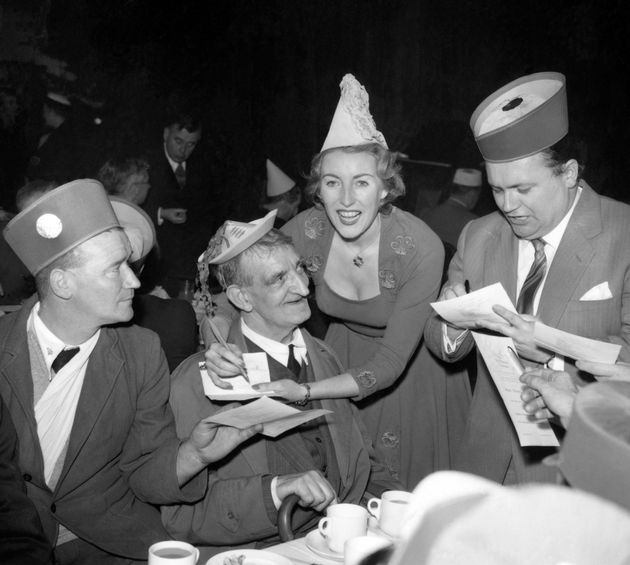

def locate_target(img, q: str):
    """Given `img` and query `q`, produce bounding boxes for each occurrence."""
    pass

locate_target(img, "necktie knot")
[532,238,545,254]
[51,347,80,375]
[286,344,301,376]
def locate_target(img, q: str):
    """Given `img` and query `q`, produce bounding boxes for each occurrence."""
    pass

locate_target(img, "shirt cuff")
[547,354,564,371]
[270,476,282,509]
[442,322,469,354]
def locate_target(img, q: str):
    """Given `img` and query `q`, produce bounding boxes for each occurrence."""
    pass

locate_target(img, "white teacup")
[318,503,369,554]
[344,535,392,565]
[367,490,412,537]
[148,541,199,564]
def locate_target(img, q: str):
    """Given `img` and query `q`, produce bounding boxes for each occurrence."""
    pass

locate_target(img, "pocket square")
[580,282,613,301]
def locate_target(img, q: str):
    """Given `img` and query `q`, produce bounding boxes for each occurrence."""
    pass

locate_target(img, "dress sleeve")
[350,225,445,400]
[424,221,476,362]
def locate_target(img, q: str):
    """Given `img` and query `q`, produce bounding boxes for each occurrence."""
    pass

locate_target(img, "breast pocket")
[561,298,619,338]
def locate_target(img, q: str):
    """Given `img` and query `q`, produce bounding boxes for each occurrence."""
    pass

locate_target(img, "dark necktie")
[286,344,301,376]
[517,238,547,315]
[174,163,186,188]
[51,347,80,374]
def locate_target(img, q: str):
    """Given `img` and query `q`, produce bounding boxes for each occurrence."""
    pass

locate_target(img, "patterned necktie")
[286,344,301,376]
[516,238,547,315]
[174,163,186,188]
[51,347,80,374]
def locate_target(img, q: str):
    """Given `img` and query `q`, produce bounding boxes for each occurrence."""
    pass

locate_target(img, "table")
[268,536,340,565]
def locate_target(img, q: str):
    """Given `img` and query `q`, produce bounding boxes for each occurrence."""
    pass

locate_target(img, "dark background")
[5,0,630,219]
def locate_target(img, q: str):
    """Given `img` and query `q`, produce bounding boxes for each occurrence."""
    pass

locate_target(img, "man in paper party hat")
[261,159,302,228]
[425,71,630,485]
[164,211,400,554]
[421,167,483,248]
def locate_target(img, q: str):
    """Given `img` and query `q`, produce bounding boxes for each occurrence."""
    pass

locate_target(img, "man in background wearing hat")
[420,167,482,250]
[162,212,399,553]
[26,93,84,184]
[425,71,630,484]
[0,179,260,564]
[261,158,302,229]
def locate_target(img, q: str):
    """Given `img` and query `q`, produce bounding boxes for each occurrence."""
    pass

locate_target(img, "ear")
[226,285,253,313]
[49,268,74,300]
[562,159,579,188]
[162,127,170,142]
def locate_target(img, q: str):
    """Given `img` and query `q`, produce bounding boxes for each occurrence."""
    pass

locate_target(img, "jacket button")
[23,473,32,482]
[315,437,322,443]
[227,511,234,519]
[50,503,56,513]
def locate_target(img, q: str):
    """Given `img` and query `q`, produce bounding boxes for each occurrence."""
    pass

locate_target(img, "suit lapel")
[302,333,352,489]
[56,329,124,494]
[485,222,519,303]
[0,300,46,477]
[538,183,602,327]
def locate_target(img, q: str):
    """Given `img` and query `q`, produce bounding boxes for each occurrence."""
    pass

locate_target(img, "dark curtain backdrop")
[43,0,630,220]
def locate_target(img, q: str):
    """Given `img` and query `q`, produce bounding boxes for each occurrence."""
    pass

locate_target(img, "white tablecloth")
[269,536,340,565]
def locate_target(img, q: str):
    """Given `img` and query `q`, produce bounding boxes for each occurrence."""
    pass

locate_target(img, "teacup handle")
[367,498,381,520]
[318,517,330,538]
[193,547,200,564]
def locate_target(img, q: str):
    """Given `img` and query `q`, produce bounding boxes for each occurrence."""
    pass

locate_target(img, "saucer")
[206,549,293,565]
[368,516,398,540]
[305,530,344,562]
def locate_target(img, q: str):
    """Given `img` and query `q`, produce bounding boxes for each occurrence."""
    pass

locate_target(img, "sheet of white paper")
[533,322,621,364]
[430,282,516,327]
[204,396,332,437]
[200,363,273,401]
[242,352,271,385]
[473,332,559,447]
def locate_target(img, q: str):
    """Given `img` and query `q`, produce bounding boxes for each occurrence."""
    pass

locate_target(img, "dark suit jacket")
[142,146,217,291]
[131,295,198,372]
[420,198,478,248]
[425,182,630,484]
[0,297,206,558]
[0,396,53,565]
[162,321,400,550]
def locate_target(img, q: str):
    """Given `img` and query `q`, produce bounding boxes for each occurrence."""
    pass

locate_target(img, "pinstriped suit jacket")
[424,181,630,484]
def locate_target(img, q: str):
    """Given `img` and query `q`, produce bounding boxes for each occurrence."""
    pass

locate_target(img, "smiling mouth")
[337,210,361,225]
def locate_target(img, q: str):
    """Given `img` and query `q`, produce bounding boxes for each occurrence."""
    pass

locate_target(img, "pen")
[465,280,471,294]
[507,346,526,374]
[207,317,249,382]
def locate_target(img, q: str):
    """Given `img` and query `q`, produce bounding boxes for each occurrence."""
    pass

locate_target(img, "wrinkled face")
[163,124,201,163]
[319,150,387,241]
[67,230,140,326]
[487,152,577,240]
[124,170,151,205]
[239,245,310,342]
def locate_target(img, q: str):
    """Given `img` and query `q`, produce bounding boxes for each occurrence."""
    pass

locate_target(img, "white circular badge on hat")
[36,213,63,239]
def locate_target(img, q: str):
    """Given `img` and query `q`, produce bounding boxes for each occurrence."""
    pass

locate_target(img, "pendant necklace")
[352,255,364,268]
[351,234,379,268]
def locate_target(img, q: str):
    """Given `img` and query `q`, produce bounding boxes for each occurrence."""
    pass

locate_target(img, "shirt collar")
[519,185,582,252]
[30,302,101,373]
[240,319,308,366]
[163,144,185,173]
